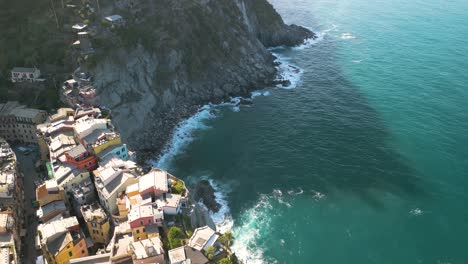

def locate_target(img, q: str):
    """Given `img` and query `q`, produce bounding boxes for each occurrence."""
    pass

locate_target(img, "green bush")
[167,227,185,249]
[171,180,186,195]
[205,246,216,260]
[218,258,234,264]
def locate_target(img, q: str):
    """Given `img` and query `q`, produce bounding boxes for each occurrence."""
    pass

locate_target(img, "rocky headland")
[86,0,314,157]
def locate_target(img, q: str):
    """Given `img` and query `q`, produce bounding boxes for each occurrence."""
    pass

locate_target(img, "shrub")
[218,258,234,264]
[205,246,215,260]
[171,180,186,195]
[167,226,185,249]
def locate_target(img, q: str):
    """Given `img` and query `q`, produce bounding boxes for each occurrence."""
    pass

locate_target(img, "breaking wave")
[153,105,216,170]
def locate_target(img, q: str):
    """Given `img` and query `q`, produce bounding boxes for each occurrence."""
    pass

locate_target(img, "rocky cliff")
[90,0,314,155]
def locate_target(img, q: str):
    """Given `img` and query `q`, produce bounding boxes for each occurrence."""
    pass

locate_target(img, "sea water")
[154,0,468,263]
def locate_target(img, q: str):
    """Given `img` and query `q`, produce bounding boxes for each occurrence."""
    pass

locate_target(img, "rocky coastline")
[86,0,315,161]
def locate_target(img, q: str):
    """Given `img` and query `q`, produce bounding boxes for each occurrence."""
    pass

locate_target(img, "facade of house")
[38,216,88,264]
[127,204,163,241]
[80,203,110,245]
[10,67,40,82]
[0,101,47,144]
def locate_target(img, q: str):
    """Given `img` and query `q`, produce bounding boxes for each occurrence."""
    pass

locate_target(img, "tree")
[218,231,234,248]
[205,246,216,260]
[218,258,234,264]
[171,180,186,195]
[167,227,185,249]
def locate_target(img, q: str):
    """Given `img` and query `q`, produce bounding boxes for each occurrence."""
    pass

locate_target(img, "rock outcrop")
[193,180,221,213]
[90,0,314,154]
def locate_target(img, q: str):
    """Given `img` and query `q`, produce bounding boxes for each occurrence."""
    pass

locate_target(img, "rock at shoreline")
[193,180,221,213]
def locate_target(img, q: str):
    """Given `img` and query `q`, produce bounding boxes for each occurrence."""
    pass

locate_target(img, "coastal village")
[0,2,238,264]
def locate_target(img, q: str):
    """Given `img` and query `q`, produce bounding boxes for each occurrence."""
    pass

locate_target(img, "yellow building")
[80,203,111,245]
[92,133,121,154]
[36,180,67,207]
[38,217,88,264]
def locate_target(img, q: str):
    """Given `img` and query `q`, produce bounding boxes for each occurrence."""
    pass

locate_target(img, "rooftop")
[138,169,169,194]
[188,226,218,251]
[66,144,87,158]
[80,203,108,223]
[38,216,79,243]
[128,204,163,223]
[36,200,67,219]
[11,67,37,73]
[105,15,123,22]
[69,253,111,264]
[169,246,186,263]
[0,101,45,120]
[131,237,164,260]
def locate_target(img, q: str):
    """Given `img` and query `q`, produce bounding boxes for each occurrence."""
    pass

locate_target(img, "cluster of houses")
[29,106,234,264]
[2,4,238,263]
[0,138,25,264]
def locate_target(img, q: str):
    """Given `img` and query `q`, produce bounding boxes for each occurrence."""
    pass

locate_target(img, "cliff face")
[91,0,313,153]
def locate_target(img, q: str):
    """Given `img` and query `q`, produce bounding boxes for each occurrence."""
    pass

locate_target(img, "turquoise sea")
[155,0,468,263]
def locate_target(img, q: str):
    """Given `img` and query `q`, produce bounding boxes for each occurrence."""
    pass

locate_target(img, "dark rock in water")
[193,180,221,213]
[239,98,253,105]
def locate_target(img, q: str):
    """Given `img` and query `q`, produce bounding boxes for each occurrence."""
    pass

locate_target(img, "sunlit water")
[154,0,468,263]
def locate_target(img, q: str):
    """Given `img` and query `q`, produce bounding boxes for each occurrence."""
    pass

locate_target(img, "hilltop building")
[10,67,41,83]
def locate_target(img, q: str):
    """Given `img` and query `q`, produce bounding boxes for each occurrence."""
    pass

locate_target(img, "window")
[81,250,85,254]
[136,230,140,234]
[116,151,120,155]
[140,221,143,225]
[68,252,72,257]
[121,147,125,152]
[148,219,152,224]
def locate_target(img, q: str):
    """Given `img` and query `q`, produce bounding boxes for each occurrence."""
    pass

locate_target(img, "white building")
[104,15,124,26]
[11,67,41,83]
[188,226,219,251]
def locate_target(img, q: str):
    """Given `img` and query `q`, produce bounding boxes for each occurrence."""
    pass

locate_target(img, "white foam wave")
[231,194,275,264]
[341,32,356,40]
[273,53,303,89]
[409,208,423,216]
[153,105,216,170]
[203,178,234,233]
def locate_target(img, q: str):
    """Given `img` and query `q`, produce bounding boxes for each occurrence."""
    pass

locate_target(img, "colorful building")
[80,203,111,245]
[38,216,88,264]
[64,144,97,171]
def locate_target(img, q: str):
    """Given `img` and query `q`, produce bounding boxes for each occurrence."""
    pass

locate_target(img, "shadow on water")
[169,34,428,215]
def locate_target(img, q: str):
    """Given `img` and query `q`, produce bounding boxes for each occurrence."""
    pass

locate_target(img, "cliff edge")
[89,0,314,154]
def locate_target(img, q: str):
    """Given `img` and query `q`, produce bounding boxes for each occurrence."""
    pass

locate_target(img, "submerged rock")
[193,180,221,213]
